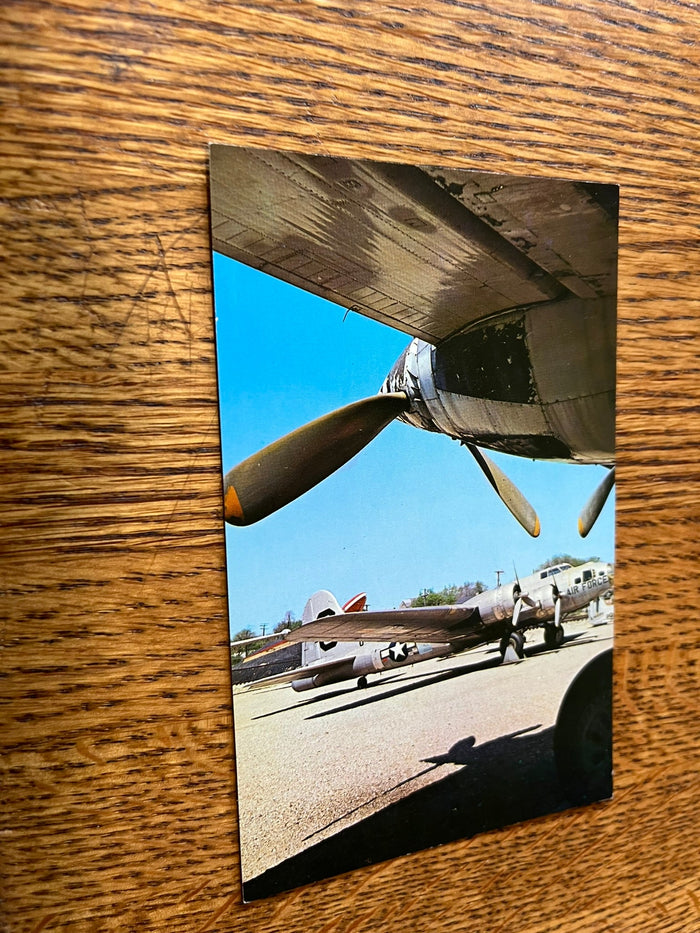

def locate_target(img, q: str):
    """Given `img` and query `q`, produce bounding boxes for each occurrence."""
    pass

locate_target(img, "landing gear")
[544,622,564,650]
[510,631,525,659]
[357,676,368,689]
[499,630,525,662]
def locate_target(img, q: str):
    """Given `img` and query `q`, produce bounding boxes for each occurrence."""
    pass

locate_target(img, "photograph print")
[209,144,617,901]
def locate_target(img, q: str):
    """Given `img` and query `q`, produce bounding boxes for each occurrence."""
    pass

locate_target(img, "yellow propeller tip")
[224,485,246,525]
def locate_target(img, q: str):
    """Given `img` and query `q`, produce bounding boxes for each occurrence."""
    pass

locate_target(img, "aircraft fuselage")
[468,560,613,629]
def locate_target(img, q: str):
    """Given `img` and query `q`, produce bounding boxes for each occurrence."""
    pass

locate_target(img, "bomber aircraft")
[210,146,618,538]
[237,560,613,693]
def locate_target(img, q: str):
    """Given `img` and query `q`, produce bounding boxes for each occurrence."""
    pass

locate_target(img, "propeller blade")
[512,597,523,629]
[466,444,540,537]
[554,595,562,627]
[578,467,616,537]
[224,393,409,525]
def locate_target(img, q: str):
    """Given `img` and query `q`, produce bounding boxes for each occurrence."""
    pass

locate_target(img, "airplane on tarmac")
[236,560,613,693]
[210,146,618,538]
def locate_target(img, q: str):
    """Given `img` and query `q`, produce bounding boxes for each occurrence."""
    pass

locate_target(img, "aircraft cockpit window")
[541,566,566,578]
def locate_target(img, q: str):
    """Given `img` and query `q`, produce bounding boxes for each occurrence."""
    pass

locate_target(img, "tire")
[544,623,564,650]
[554,650,613,805]
[509,631,525,659]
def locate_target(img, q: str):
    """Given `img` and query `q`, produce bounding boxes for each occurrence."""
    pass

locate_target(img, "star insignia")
[388,642,409,662]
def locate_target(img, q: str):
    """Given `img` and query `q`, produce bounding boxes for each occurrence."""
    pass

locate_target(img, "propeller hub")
[381,338,439,434]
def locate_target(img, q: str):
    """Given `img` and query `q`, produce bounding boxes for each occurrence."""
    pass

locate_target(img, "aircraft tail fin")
[300,590,345,667]
[302,590,344,624]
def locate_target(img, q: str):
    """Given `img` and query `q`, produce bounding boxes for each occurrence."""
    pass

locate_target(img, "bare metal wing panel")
[421,167,618,302]
[282,605,480,645]
[210,146,617,344]
[240,656,355,691]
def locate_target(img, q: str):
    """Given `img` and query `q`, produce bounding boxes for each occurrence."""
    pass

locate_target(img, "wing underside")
[210,145,618,344]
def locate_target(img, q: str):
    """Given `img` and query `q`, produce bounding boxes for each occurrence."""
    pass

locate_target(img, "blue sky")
[213,252,615,635]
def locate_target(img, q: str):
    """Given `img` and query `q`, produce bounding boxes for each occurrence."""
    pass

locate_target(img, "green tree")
[412,581,487,607]
[233,627,256,642]
[274,610,302,633]
[534,554,599,571]
[413,587,455,607]
[457,580,486,600]
[412,582,486,606]
[230,627,267,666]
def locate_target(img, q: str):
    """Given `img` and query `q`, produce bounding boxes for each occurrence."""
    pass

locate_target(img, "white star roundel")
[388,642,410,662]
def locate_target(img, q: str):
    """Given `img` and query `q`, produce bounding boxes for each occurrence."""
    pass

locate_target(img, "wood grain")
[2,1,699,930]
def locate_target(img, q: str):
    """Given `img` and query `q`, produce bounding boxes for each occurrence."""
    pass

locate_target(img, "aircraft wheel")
[499,631,525,660]
[544,623,564,650]
[510,631,525,659]
[357,676,368,689]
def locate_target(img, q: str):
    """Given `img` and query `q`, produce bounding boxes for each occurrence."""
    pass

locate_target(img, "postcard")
[209,144,616,901]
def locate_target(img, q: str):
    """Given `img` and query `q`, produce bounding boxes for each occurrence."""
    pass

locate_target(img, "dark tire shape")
[554,649,613,805]
[544,623,564,650]
[509,631,525,659]
[357,676,368,689]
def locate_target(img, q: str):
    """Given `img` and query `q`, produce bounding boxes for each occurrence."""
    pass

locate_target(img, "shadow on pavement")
[244,722,566,901]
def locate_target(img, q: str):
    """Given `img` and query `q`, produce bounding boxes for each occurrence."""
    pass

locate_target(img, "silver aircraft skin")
[211,147,618,538]
[240,560,613,693]
[380,296,614,467]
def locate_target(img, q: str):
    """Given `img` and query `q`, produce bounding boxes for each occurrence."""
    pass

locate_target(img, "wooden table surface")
[2,2,698,930]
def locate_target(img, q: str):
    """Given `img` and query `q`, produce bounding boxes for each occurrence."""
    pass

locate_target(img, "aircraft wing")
[282,605,480,645]
[237,655,358,692]
[210,145,618,344]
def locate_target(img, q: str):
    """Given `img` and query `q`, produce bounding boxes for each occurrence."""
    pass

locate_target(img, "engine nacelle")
[537,585,558,617]
[291,677,321,693]
[466,585,518,628]
[381,297,615,464]
[291,656,356,692]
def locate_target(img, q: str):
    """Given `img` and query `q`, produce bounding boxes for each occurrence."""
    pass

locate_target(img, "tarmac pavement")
[231,618,614,900]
